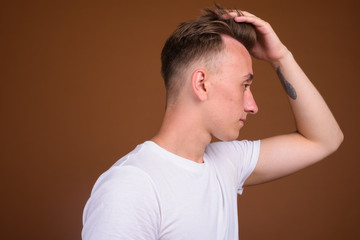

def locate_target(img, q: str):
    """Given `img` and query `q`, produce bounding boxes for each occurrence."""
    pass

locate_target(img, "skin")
[277,66,297,100]
[152,11,344,186]
[202,35,258,142]
[152,35,257,164]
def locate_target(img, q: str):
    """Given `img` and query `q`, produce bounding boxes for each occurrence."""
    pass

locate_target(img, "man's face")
[205,35,258,141]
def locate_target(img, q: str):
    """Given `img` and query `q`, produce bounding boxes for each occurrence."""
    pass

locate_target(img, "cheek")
[226,92,244,112]
[210,84,243,118]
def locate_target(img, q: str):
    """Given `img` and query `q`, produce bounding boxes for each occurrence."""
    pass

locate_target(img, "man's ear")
[191,69,208,101]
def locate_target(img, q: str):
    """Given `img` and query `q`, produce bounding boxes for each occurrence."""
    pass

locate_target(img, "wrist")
[270,48,293,68]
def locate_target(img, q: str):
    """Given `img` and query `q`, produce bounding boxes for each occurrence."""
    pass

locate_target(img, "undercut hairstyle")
[160,5,257,105]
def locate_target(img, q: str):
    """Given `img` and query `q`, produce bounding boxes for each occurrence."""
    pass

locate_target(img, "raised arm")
[231,11,344,186]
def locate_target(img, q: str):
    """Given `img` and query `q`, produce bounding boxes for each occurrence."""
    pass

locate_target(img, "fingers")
[218,9,271,32]
[234,13,262,24]
[232,11,275,37]
[234,14,269,29]
[220,10,255,18]
[238,11,255,17]
[219,9,243,20]
[219,9,266,27]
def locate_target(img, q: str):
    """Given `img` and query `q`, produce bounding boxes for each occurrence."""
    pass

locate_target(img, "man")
[82,6,343,240]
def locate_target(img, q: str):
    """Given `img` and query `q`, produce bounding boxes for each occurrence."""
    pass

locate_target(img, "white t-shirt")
[82,140,260,240]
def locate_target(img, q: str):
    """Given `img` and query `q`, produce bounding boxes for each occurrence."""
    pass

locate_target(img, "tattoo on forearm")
[276,67,297,100]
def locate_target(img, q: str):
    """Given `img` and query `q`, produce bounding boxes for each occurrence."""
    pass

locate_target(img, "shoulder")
[204,140,261,194]
[89,142,162,202]
[206,140,260,159]
[97,164,159,200]
[83,165,161,239]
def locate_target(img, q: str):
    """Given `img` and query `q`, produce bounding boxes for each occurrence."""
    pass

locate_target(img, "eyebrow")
[243,73,254,82]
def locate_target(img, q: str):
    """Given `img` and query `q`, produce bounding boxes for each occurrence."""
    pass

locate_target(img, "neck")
[151,104,211,163]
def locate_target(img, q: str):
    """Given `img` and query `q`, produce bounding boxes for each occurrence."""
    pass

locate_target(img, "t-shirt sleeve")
[234,140,260,194]
[206,140,260,195]
[82,166,160,240]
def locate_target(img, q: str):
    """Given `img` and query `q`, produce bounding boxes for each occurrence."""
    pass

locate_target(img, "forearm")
[272,51,343,152]
[234,11,344,186]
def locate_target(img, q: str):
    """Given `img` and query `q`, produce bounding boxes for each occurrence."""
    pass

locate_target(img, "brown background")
[1,0,359,239]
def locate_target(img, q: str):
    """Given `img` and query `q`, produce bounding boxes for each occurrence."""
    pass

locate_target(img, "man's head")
[161,5,257,105]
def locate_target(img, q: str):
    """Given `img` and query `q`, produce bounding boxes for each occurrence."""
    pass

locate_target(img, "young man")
[82,6,343,240]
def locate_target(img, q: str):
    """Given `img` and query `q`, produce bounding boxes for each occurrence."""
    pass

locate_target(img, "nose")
[244,90,258,114]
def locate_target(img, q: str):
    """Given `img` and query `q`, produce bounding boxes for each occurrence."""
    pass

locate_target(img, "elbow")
[327,129,344,154]
[338,129,344,145]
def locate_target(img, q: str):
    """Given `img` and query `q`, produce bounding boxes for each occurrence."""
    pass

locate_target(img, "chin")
[217,132,240,142]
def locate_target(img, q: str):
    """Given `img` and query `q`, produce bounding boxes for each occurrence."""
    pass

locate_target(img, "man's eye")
[243,84,250,89]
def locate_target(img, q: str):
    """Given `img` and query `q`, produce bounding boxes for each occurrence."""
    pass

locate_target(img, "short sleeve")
[206,140,260,195]
[234,140,260,194]
[82,166,161,240]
